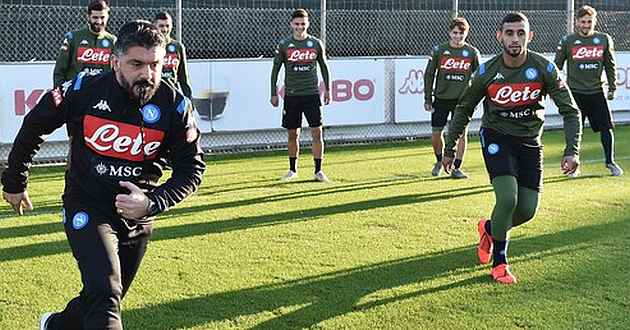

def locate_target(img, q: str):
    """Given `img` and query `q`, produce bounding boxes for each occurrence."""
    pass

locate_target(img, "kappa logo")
[80,39,89,46]
[443,50,451,55]
[493,72,505,81]
[574,40,582,45]
[92,100,111,112]
[288,43,295,48]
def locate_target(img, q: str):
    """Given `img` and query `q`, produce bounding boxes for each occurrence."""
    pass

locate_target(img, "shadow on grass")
[123,218,629,330]
[0,174,596,262]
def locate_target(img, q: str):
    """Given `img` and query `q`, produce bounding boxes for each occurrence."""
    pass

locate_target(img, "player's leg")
[588,92,624,176]
[512,141,543,227]
[304,95,328,182]
[281,96,302,180]
[430,100,450,176]
[479,128,518,284]
[118,224,153,299]
[452,126,469,179]
[46,205,124,330]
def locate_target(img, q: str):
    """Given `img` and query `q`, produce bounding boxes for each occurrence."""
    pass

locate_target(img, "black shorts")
[431,98,459,129]
[571,91,613,132]
[479,127,543,192]
[282,94,323,129]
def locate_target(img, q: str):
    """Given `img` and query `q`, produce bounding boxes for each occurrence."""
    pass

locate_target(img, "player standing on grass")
[53,0,116,86]
[554,5,623,177]
[270,9,331,182]
[443,13,582,284]
[424,17,480,179]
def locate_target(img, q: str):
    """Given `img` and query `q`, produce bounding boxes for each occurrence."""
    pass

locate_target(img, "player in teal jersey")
[554,5,623,177]
[443,13,582,284]
[424,17,480,179]
[270,9,331,182]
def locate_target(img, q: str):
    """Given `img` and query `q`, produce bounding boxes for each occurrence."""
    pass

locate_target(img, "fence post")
[452,0,458,18]
[567,0,574,34]
[176,0,183,42]
[320,0,327,45]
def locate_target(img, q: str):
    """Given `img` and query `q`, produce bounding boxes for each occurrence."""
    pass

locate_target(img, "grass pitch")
[1,126,629,329]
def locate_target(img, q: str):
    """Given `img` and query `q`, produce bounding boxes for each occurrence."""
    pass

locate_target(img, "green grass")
[1,126,629,329]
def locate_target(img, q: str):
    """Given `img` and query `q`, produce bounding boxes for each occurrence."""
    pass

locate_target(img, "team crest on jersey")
[167,44,177,53]
[142,104,161,124]
[72,211,89,230]
[524,68,538,80]
[593,37,601,44]
[462,50,469,57]
[306,40,314,47]
[100,39,110,48]
[487,143,500,155]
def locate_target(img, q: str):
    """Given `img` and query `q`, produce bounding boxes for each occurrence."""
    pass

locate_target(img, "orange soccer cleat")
[491,264,517,285]
[477,219,493,264]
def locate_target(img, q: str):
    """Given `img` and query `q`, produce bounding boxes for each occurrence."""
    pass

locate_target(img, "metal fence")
[1,0,630,164]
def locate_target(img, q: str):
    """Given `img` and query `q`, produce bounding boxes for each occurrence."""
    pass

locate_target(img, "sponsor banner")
[189,59,385,132]
[0,62,69,143]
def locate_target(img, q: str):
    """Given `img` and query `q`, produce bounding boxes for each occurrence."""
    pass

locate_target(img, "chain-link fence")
[3,1,630,61]
[2,0,630,164]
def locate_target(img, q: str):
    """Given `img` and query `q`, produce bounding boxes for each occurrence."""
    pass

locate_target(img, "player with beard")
[554,5,623,177]
[443,13,582,284]
[2,20,205,329]
[153,11,192,99]
[53,0,116,86]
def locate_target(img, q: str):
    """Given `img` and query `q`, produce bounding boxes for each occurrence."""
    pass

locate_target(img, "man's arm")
[553,36,567,71]
[144,98,205,216]
[423,46,439,105]
[604,34,617,95]
[317,39,331,93]
[270,42,284,97]
[177,43,193,99]
[1,86,71,194]
[53,32,74,86]
[545,62,582,157]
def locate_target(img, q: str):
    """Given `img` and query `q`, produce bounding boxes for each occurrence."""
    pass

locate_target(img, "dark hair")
[87,0,109,15]
[114,20,166,56]
[449,17,469,33]
[291,9,308,20]
[500,12,529,30]
[577,5,597,18]
[153,11,172,22]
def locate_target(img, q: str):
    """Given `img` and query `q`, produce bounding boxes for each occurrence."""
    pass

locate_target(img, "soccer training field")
[1,126,629,329]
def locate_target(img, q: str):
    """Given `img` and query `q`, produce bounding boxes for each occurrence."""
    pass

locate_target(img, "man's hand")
[115,181,149,220]
[323,90,331,105]
[2,191,33,216]
[270,95,279,107]
[607,90,616,101]
[424,103,434,113]
[442,156,454,174]
[561,155,580,175]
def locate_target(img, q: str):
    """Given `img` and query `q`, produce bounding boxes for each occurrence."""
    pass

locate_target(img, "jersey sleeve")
[144,96,205,216]
[423,45,440,104]
[53,31,74,86]
[176,43,193,99]
[553,36,568,71]
[1,80,76,193]
[317,39,331,92]
[604,34,617,92]
[270,41,285,97]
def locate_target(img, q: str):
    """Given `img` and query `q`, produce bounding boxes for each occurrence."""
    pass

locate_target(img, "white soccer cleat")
[39,312,54,330]
[606,163,624,176]
[280,170,298,181]
[567,168,581,178]
[313,171,330,182]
